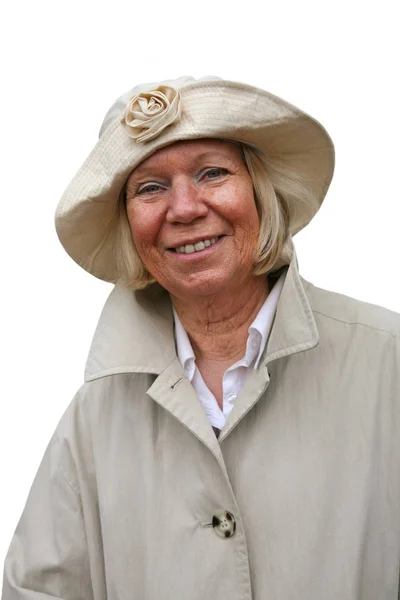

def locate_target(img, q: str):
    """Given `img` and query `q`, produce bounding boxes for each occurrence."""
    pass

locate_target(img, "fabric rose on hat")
[121,85,182,143]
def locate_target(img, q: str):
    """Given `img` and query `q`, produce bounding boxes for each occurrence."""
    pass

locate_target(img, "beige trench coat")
[2,242,400,600]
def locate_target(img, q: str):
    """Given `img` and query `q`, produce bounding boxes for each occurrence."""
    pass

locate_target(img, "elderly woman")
[2,76,400,600]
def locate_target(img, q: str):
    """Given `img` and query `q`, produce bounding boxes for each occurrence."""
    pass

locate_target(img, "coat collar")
[84,236,319,450]
[84,235,319,383]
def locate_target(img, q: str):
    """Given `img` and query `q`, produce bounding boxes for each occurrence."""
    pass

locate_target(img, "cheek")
[230,192,261,257]
[232,189,260,235]
[127,209,166,277]
[126,204,161,250]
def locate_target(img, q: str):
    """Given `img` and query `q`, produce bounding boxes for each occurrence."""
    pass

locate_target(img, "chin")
[164,272,237,299]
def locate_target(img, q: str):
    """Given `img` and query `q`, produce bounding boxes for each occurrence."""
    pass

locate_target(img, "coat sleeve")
[1,426,94,600]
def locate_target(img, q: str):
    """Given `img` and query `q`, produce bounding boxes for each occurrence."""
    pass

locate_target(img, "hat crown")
[99,75,222,138]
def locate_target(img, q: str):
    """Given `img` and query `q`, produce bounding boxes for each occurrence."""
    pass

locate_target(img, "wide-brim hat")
[55,75,335,282]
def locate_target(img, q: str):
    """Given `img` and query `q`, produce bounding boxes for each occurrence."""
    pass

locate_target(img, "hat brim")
[55,80,335,282]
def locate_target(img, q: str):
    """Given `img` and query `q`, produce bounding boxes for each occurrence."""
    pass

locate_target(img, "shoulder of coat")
[304,280,400,340]
[56,372,156,434]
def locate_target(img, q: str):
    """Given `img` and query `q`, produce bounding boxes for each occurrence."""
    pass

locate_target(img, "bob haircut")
[113,141,314,290]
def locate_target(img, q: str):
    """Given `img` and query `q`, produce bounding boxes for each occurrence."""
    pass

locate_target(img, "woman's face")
[125,139,260,299]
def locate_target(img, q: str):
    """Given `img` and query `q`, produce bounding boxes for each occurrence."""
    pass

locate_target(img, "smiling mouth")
[171,236,222,254]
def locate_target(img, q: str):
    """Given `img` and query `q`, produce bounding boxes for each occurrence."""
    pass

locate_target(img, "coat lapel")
[146,357,226,463]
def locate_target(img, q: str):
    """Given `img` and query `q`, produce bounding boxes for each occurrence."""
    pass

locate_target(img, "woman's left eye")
[203,168,228,180]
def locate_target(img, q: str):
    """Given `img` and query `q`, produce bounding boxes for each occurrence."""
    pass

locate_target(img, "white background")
[1,0,399,579]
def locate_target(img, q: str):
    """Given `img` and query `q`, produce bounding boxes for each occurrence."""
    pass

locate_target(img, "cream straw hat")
[55,75,335,282]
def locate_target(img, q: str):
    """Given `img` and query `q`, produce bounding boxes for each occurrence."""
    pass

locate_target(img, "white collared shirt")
[173,271,287,430]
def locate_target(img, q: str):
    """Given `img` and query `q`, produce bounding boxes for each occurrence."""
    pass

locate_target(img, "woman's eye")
[137,183,162,195]
[203,168,228,180]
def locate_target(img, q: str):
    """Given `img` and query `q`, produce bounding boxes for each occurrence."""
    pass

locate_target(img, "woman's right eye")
[137,183,163,195]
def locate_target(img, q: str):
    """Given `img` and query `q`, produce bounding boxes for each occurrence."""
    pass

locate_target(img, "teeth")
[174,237,219,254]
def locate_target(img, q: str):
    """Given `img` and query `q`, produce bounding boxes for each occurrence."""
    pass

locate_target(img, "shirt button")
[228,394,236,403]
[212,510,236,538]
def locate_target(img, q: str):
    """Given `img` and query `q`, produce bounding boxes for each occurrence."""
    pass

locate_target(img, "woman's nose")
[166,180,208,224]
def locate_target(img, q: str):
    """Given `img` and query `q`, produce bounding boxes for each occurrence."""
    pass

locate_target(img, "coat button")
[212,510,236,538]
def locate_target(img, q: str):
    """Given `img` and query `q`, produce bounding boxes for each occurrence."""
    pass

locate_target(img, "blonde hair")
[113,141,313,290]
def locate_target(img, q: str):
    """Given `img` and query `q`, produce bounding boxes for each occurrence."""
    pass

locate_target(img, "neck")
[171,275,270,364]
